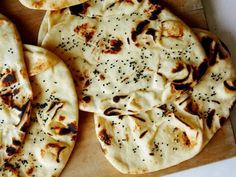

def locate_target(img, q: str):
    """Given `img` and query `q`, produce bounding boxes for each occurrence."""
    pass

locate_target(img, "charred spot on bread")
[149,4,164,20]
[45,143,66,163]
[132,20,150,42]
[26,167,34,175]
[184,100,199,116]
[192,60,208,81]
[74,23,96,43]
[158,104,167,111]
[99,129,112,145]
[104,107,122,116]
[224,80,236,91]
[1,92,14,107]
[173,64,191,83]
[103,39,123,54]
[82,96,91,103]
[146,28,157,40]
[130,115,146,122]
[69,3,90,15]
[201,36,213,58]
[182,132,191,146]
[206,109,215,129]
[99,74,105,80]
[47,101,60,112]
[172,63,184,73]
[59,122,77,135]
[84,80,90,88]
[219,117,227,127]
[59,115,66,121]
[6,146,16,156]
[113,95,127,103]
[17,100,31,119]
[2,71,17,87]
[209,43,219,66]
[12,139,21,146]
[139,130,148,138]
[173,83,191,91]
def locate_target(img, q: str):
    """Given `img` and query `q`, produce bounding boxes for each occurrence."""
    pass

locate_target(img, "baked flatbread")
[19,0,88,10]
[38,0,207,114]
[94,29,236,174]
[0,14,32,166]
[0,45,78,177]
[180,28,236,145]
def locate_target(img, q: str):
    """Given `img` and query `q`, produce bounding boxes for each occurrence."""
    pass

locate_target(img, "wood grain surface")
[0,0,235,177]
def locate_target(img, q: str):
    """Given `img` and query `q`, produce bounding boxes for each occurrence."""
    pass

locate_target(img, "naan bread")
[0,45,78,177]
[0,14,32,166]
[180,28,236,145]
[94,29,236,174]
[18,0,88,10]
[38,0,207,114]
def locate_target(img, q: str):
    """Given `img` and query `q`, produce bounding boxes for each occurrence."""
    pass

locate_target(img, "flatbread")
[0,14,32,166]
[94,29,236,174]
[181,28,236,145]
[0,45,79,177]
[38,0,207,114]
[19,0,88,10]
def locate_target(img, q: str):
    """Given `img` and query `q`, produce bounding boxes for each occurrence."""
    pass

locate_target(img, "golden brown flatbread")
[38,0,207,115]
[0,45,79,177]
[94,29,236,174]
[0,14,32,167]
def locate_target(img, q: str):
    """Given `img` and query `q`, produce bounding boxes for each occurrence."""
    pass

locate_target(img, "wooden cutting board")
[1,0,236,176]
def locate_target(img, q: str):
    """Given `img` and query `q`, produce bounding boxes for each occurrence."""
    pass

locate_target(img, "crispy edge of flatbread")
[23,44,60,76]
